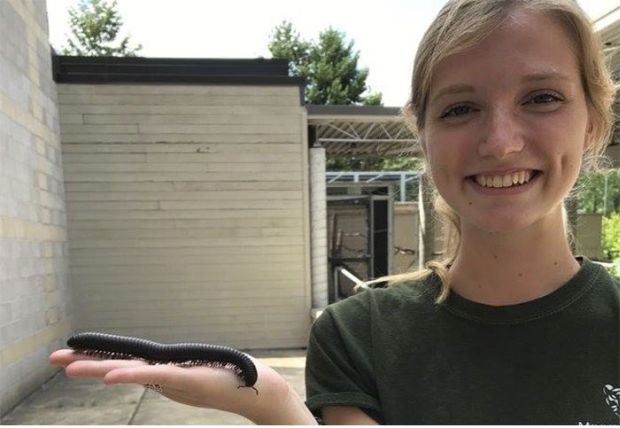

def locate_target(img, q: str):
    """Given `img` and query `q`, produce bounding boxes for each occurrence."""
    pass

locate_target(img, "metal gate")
[327,184,392,303]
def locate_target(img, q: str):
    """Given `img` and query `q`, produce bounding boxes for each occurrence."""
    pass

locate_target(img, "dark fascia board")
[52,55,304,87]
[305,104,403,116]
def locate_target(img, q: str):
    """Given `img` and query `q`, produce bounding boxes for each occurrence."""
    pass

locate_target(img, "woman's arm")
[322,406,379,425]
[49,349,317,425]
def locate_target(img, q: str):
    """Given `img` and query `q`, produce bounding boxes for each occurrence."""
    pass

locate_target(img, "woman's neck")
[447,208,581,306]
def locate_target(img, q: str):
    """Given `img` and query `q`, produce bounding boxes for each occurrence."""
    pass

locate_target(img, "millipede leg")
[144,383,163,393]
[237,385,259,395]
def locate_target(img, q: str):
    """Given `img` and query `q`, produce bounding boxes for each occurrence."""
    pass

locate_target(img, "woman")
[50,0,619,424]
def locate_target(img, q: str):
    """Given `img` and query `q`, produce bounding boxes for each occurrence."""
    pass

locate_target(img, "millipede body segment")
[67,332,258,393]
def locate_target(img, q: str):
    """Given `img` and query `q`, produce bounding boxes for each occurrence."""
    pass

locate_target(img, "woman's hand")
[49,349,316,425]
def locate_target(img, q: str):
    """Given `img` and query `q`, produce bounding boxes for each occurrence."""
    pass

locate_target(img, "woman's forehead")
[428,9,581,95]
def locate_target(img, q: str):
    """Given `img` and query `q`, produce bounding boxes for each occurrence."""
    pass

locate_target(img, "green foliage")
[268,22,310,77]
[575,169,620,215]
[326,157,423,172]
[268,21,382,105]
[61,0,142,56]
[602,213,620,261]
[609,259,620,279]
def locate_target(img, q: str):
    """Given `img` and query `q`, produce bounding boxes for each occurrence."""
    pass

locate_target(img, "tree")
[268,22,311,77]
[268,21,382,105]
[576,169,620,215]
[326,157,422,172]
[602,213,620,261]
[61,0,142,56]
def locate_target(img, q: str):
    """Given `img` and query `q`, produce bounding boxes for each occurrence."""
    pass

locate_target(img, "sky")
[46,0,619,107]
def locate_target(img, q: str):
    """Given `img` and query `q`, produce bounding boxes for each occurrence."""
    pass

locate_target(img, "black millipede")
[67,332,259,394]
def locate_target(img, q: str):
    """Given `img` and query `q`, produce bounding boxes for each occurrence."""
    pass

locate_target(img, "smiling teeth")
[475,171,533,188]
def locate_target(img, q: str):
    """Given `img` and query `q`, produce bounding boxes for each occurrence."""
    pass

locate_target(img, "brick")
[40,208,50,224]
[45,307,59,325]
[43,274,56,292]
[0,322,17,347]
[0,17,68,402]
[34,137,44,156]
[0,303,12,325]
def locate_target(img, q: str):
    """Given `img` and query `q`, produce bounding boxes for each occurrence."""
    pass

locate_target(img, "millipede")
[67,332,259,394]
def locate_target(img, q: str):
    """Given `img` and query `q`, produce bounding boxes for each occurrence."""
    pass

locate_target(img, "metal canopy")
[596,6,620,77]
[307,105,421,158]
[326,171,421,202]
[596,6,620,167]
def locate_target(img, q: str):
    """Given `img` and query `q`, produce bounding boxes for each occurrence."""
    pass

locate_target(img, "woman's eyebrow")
[430,84,475,104]
[430,72,573,104]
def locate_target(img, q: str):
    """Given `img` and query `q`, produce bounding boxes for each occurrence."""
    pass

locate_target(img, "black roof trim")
[306,104,403,116]
[52,55,304,86]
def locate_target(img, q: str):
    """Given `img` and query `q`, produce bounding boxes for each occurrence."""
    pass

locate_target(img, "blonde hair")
[367,0,616,303]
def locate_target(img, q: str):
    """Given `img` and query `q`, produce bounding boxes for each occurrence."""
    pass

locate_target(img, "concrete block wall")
[0,0,72,417]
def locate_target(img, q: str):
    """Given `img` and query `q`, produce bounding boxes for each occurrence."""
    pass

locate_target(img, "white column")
[418,172,436,269]
[310,145,328,308]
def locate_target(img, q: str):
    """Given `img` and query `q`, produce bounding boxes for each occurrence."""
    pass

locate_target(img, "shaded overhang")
[596,6,620,167]
[306,105,421,159]
[596,5,620,75]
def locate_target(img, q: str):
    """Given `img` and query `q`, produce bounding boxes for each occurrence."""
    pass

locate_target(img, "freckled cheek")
[531,125,584,186]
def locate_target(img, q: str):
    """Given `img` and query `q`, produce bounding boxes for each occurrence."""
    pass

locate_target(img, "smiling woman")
[304,0,620,424]
[398,0,616,303]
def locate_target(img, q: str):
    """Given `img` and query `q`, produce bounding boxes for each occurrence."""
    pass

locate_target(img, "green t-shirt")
[305,258,620,424]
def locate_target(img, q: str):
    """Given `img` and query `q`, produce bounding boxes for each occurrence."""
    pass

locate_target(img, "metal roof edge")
[594,5,620,32]
[52,55,304,87]
[306,104,404,118]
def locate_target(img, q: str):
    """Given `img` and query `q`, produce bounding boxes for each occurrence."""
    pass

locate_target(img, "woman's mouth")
[466,169,542,193]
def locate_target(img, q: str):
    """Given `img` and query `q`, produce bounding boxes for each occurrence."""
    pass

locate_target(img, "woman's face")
[420,10,592,233]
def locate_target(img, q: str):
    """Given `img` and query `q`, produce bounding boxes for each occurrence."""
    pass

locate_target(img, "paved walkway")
[1,349,307,425]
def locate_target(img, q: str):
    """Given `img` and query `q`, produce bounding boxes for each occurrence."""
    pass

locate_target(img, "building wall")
[393,202,419,274]
[0,0,72,416]
[57,83,311,348]
[576,213,604,260]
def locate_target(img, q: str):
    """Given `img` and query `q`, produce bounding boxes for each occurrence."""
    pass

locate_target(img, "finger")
[49,349,101,367]
[66,359,147,378]
[104,363,188,386]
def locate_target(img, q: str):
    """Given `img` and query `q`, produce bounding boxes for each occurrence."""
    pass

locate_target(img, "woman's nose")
[477,108,525,158]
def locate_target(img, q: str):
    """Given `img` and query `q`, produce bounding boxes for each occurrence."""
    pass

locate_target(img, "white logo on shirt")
[603,384,620,417]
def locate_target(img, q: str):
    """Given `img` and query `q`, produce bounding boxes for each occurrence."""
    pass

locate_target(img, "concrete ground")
[1,349,307,425]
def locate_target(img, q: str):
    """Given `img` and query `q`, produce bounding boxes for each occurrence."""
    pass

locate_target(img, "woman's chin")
[464,213,540,234]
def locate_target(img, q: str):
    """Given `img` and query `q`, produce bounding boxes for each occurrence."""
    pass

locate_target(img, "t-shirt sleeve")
[304,294,383,422]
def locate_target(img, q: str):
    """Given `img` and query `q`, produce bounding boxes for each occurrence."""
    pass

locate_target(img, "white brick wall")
[0,0,72,417]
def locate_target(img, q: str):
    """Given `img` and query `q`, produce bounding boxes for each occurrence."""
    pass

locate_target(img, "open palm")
[49,349,304,423]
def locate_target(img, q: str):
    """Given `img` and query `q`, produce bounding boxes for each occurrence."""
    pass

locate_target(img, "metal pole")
[603,173,608,215]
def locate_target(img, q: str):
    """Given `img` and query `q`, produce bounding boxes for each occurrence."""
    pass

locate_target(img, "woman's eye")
[440,104,475,118]
[526,92,562,105]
